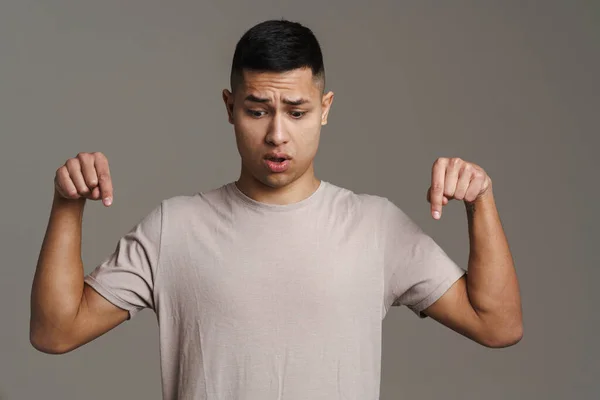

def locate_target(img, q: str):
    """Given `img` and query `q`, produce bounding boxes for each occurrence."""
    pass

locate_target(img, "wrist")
[467,182,494,206]
[52,189,86,210]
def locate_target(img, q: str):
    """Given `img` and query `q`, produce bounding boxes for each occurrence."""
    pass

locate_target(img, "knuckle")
[97,172,111,183]
[450,157,462,166]
[78,152,93,164]
[93,151,106,161]
[66,158,79,168]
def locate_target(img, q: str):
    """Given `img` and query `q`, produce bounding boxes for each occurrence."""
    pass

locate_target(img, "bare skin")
[222,68,334,205]
[422,158,523,348]
[30,152,128,354]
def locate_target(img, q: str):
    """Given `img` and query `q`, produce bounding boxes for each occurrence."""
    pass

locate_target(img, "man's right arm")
[30,152,127,354]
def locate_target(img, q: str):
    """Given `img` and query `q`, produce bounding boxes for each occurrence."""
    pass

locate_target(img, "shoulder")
[323,182,421,233]
[158,183,231,221]
[162,183,229,207]
[321,181,395,220]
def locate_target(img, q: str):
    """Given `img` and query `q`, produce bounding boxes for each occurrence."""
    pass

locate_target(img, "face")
[222,68,334,192]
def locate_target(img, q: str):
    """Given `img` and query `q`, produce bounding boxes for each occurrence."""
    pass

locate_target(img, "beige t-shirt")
[84,180,465,400]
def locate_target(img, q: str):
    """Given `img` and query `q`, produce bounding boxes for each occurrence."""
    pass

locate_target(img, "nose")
[264,111,289,146]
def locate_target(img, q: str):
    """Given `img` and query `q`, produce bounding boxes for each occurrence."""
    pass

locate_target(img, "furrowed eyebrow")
[244,95,309,106]
[245,94,269,103]
[283,98,309,106]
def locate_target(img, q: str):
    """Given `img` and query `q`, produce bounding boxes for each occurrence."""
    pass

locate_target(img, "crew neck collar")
[227,180,327,212]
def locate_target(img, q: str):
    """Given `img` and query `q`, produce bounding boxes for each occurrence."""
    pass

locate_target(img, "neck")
[235,165,321,205]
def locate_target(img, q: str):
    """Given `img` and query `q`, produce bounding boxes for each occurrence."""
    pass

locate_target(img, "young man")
[30,19,522,400]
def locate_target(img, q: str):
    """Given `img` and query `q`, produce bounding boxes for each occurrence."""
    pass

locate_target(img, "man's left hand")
[427,157,492,220]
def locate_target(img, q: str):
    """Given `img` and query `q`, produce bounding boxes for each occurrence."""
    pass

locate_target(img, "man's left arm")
[422,157,523,348]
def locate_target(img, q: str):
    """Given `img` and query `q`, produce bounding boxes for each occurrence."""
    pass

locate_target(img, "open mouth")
[264,155,291,172]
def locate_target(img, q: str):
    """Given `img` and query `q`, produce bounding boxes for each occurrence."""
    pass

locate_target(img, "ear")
[321,91,334,126]
[222,89,234,125]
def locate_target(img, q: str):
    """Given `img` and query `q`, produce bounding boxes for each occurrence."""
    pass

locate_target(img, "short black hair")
[230,19,325,92]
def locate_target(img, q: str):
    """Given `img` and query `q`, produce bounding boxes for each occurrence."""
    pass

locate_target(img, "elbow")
[30,325,75,355]
[481,323,523,349]
[30,334,73,355]
[475,305,523,348]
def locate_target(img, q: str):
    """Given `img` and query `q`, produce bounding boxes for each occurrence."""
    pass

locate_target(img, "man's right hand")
[54,152,113,206]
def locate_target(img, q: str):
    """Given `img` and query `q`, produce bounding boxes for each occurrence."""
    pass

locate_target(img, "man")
[30,19,522,399]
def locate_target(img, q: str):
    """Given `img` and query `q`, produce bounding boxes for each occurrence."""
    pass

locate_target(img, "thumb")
[90,186,101,201]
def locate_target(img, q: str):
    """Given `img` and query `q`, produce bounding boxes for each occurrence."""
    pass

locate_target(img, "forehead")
[239,68,321,98]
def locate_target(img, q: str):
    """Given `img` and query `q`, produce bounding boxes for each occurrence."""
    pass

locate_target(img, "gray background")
[1,1,598,399]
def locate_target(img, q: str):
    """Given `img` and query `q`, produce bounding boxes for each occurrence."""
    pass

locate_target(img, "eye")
[246,109,266,118]
[289,111,306,119]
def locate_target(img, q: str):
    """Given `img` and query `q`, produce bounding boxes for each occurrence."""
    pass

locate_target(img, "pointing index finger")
[94,154,113,206]
[430,158,447,219]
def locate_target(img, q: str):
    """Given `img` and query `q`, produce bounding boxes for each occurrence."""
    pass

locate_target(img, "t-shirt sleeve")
[382,199,465,318]
[83,202,163,320]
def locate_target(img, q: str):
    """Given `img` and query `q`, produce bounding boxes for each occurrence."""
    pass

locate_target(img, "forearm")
[465,187,522,341]
[30,191,87,342]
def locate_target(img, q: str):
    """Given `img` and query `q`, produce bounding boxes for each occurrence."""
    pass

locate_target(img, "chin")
[261,174,295,189]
